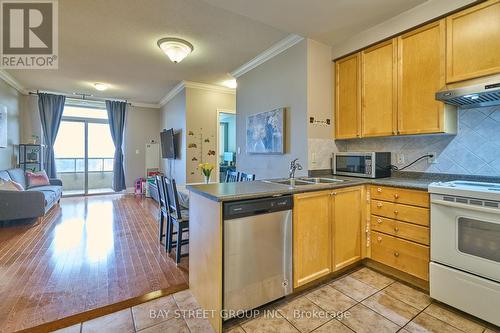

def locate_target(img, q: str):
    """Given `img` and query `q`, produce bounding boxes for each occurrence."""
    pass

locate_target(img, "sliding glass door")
[54,105,114,196]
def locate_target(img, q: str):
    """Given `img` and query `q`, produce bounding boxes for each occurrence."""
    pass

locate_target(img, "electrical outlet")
[428,152,437,164]
[396,153,405,164]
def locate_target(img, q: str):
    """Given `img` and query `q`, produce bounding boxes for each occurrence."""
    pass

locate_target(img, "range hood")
[436,82,500,109]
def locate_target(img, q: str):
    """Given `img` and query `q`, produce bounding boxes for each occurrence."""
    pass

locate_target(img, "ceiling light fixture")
[222,79,237,89]
[94,83,108,91]
[157,37,194,63]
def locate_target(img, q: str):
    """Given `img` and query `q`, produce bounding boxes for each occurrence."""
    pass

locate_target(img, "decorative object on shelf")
[246,107,285,154]
[18,144,43,172]
[31,135,40,144]
[199,162,214,184]
[0,105,6,148]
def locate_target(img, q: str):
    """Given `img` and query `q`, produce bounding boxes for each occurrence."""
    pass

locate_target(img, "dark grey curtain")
[106,100,127,192]
[38,93,66,178]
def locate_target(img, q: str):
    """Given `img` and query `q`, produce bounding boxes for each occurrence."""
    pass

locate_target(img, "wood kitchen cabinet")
[397,20,451,135]
[332,187,363,271]
[361,40,397,137]
[335,53,361,139]
[293,190,332,288]
[293,186,364,288]
[446,0,500,83]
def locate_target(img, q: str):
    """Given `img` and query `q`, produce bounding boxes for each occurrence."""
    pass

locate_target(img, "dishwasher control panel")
[223,195,293,220]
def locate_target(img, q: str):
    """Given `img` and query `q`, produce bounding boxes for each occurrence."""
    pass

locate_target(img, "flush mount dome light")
[94,83,108,91]
[157,37,194,63]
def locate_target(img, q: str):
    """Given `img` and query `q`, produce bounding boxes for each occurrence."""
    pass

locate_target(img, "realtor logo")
[0,0,58,68]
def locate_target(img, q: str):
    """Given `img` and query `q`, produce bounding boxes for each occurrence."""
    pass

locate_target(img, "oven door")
[431,195,500,282]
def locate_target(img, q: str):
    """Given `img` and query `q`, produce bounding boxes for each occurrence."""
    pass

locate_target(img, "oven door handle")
[431,200,500,216]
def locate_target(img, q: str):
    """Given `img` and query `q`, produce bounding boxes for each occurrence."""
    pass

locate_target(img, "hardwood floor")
[0,194,188,333]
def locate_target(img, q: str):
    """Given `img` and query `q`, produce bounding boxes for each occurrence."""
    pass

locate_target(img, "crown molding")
[230,34,304,79]
[0,70,29,94]
[158,80,235,107]
[158,81,185,107]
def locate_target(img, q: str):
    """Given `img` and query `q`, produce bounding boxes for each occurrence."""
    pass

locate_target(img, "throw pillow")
[0,180,23,191]
[26,170,50,188]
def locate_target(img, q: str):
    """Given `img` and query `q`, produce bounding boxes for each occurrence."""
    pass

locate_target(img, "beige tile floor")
[51,267,499,333]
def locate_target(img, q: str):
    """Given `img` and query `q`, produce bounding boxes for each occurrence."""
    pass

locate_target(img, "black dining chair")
[225,170,240,183]
[164,177,189,264]
[239,172,256,182]
[155,175,168,243]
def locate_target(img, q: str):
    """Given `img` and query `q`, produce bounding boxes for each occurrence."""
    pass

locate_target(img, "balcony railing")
[55,158,114,193]
[55,157,114,173]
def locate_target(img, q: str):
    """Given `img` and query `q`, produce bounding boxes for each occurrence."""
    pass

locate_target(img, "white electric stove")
[429,180,500,326]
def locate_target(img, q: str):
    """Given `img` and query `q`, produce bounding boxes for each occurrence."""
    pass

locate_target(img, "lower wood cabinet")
[293,190,332,288]
[371,231,429,281]
[293,187,363,288]
[332,187,363,271]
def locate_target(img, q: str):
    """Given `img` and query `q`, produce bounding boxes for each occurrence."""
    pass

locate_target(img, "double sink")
[263,177,348,188]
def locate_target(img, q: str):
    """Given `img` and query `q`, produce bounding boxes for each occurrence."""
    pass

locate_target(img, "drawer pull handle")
[377,188,382,193]
[377,236,382,242]
[394,252,400,257]
[377,203,382,208]
[377,218,382,224]
[394,194,399,199]
[394,227,399,232]
[394,210,398,215]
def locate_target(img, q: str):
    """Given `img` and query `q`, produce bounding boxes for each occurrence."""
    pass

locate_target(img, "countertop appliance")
[223,195,293,318]
[436,81,500,109]
[333,152,391,178]
[429,180,500,326]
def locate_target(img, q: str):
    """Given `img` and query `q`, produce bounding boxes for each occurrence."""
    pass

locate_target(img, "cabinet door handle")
[377,236,382,242]
[394,210,398,215]
[377,218,382,224]
[394,227,399,232]
[377,203,382,208]
[394,194,399,199]
[377,188,382,193]
[394,251,400,257]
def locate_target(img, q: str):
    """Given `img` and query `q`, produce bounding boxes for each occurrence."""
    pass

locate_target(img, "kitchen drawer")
[371,215,429,245]
[371,231,429,281]
[370,186,429,208]
[371,200,429,226]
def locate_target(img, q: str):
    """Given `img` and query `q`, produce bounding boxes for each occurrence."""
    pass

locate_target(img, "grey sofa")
[0,168,63,221]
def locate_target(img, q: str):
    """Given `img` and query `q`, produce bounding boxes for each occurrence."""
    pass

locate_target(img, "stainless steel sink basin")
[264,177,346,187]
[299,177,344,184]
[267,179,314,186]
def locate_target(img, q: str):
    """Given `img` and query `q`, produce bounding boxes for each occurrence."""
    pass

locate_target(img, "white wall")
[236,39,308,179]
[160,89,187,184]
[0,80,21,170]
[124,105,160,187]
[186,87,235,183]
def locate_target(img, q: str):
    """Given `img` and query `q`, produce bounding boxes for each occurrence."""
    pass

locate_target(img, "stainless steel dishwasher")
[223,195,293,318]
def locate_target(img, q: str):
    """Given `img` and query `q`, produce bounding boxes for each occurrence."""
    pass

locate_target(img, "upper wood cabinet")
[446,0,500,83]
[332,187,363,271]
[397,20,449,135]
[293,191,332,288]
[335,53,361,139]
[361,40,397,137]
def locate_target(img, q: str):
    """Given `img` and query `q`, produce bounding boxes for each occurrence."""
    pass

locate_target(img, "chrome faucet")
[289,158,303,179]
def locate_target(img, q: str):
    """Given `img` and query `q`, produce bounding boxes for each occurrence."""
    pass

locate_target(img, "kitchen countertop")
[186,171,500,202]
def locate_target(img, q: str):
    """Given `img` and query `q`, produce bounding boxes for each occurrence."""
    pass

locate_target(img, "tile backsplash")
[308,106,500,177]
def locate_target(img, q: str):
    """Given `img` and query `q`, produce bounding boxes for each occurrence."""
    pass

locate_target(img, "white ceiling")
[201,0,428,46]
[6,0,429,105]
[6,0,287,104]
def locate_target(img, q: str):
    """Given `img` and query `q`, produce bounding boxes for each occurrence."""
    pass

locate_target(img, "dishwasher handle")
[224,195,293,220]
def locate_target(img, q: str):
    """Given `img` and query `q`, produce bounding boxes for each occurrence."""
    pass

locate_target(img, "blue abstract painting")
[246,108,285,154]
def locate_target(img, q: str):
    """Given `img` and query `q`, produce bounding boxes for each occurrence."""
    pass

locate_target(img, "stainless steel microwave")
[332,152,391,178]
